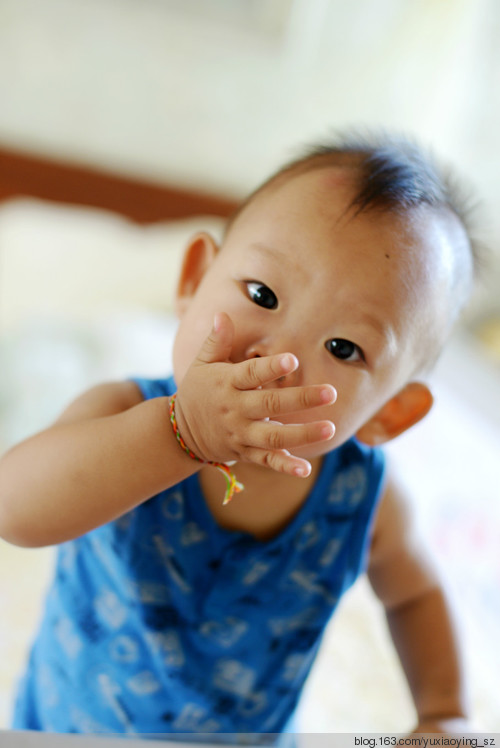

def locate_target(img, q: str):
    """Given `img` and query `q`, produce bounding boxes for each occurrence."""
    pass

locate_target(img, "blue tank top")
[13,375,385,740]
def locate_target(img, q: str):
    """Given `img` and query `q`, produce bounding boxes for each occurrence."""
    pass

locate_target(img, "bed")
[0,145,499,734]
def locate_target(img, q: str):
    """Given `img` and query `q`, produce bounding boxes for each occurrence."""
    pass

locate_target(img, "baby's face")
[173,167,454,454]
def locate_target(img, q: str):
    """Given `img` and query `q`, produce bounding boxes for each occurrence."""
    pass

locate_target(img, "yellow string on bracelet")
[169,393,244,505]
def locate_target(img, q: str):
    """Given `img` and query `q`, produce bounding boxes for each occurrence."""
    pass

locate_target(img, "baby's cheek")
[323,402,365,447]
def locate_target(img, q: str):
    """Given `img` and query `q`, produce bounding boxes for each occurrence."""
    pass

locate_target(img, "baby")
[0,133,478,739]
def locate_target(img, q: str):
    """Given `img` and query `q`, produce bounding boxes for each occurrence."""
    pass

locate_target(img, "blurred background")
[0,0,499,735]
[1,0,500,329]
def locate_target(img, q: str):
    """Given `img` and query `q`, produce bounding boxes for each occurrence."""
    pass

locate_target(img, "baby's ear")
[175,232,219,317]
[356,382,433,446]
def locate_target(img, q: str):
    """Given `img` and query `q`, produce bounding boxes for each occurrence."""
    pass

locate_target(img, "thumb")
[196,312,235,364]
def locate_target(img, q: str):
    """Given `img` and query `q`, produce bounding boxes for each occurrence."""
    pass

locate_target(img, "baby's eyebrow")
[249,242,299,269]
[357,310,390,337]
[355,312,398,354]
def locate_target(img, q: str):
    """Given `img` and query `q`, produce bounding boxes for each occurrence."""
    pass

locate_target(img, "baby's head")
[174,132,478,450]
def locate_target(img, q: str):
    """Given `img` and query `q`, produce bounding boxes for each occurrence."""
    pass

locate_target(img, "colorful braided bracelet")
[169,393,244,505]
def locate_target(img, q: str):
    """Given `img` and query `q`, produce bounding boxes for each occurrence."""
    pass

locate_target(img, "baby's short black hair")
[303,135,470,218]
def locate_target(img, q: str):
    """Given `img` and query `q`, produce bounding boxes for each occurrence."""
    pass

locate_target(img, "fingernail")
[280,354,298,371]
[213,314,222,333]
[321,423,335,439]
[294,464,310,477]
[320,386,336,404]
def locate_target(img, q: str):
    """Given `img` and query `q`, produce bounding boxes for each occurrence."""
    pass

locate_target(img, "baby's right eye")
[245,282,278,310]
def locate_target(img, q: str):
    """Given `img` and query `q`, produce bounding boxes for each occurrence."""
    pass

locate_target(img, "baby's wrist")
[168,393,243,504]
[168,394,205,462]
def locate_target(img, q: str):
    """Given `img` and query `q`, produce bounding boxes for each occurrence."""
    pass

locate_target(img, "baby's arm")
[367,473,472,733]
[0,380,200,547]
[0,313,335,548]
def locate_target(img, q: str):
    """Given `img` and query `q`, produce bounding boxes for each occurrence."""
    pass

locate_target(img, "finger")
[239,447,312,478]
[233,353,299,390]
[246,419,335,452]
[195,312,234,365]
[243,384,336,419]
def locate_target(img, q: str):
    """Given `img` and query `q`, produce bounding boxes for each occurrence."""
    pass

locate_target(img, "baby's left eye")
[325,338,364,363]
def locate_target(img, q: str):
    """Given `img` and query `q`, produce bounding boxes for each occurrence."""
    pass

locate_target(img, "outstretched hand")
[174,312,336,477]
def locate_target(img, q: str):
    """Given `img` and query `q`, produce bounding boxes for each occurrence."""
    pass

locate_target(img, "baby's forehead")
[235,168,451,247]
[229,165,468,277]
[231,174,464,303]
[252,164,358,215]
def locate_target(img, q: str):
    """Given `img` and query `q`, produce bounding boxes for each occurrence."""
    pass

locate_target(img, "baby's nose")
[246,338,293,360]
[246,344,298,387]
